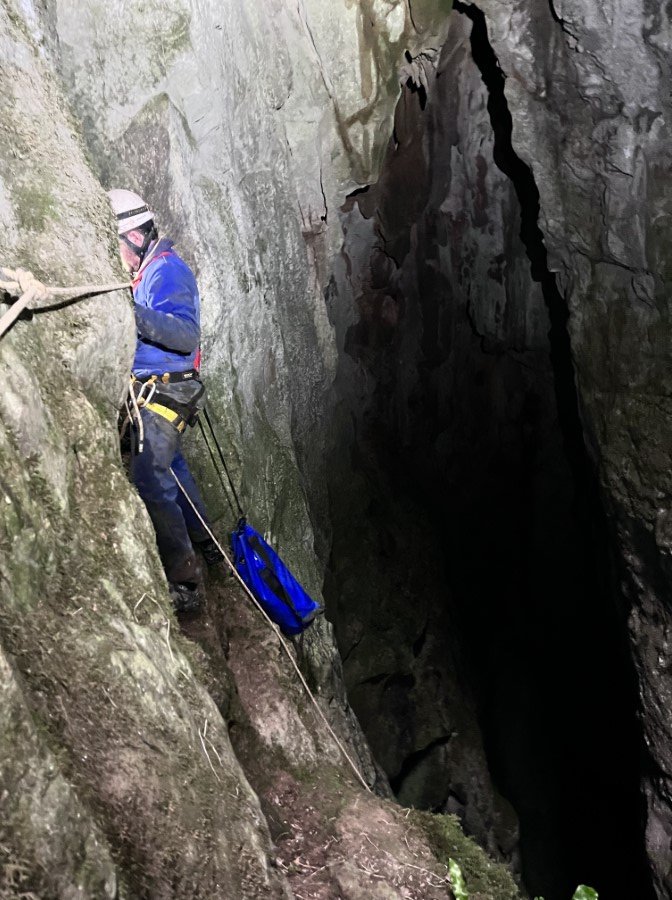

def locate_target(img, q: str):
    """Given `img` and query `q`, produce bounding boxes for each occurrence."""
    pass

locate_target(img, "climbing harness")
[143,399,189,433]
[170,463,372,794]
[135,368,200,385]
[121,374,205,453]
[0,267,130,342]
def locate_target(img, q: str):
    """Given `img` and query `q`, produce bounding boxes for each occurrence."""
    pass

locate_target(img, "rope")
[202,405,246,519]
[197,417,240,520]
[0,266,130,341]
[169,465,372,794]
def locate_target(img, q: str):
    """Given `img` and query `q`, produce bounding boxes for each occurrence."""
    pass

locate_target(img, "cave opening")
[324,5,655,899]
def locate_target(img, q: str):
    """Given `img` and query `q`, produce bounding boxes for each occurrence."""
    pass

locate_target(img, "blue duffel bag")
[230,520,322,635]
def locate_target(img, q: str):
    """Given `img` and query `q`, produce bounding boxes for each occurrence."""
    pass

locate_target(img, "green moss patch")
[411,809,521,899]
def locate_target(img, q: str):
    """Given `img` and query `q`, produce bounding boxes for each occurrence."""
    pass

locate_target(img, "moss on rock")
[411,810,521,900]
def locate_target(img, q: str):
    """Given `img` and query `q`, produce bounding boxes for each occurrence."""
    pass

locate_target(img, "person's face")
[117,229,143,273]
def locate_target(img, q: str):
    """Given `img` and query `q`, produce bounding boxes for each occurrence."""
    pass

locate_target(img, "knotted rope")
[0,266,130,341]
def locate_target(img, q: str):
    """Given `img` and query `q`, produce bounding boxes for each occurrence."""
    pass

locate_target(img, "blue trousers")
[131,406,210,583]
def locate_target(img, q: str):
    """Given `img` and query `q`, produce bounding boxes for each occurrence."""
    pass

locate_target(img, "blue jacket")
[131,239,200,378]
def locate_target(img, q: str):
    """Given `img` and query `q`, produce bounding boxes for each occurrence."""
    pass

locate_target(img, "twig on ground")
[133,593,148,621]
[103,687,118,709]
[198,720,221,782]
[133,592,189,677]
[164,617,176,665]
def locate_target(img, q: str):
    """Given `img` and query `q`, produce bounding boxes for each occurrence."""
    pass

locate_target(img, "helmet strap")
[121,225,158,269]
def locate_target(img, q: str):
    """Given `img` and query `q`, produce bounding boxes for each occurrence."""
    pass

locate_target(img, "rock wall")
[5,0,672,894]
[324,12,526,869]
[324,1,672,897]
[469,2,672,896]
[43,0,451,566]
[0,0,525,897]
[0,2,287,895]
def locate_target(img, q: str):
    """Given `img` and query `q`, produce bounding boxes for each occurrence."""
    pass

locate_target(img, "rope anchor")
[0,266,130,341]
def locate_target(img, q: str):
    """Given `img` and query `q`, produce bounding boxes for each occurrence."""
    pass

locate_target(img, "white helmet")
[107,188,155,234]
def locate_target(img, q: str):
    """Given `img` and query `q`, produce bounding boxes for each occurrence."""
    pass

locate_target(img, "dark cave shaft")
[325,5,655,899]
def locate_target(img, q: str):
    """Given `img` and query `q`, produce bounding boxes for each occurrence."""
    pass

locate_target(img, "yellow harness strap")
[144,401,187,433]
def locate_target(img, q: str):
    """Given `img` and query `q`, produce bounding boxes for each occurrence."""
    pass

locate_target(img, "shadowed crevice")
[450,4,654,898]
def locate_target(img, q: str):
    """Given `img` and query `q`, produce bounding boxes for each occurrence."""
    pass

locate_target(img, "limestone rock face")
[470,2,672,895]
[7,0,672,893]
[325,0,672,896]
[0,0,522,896]
[0,4,292,896]
[325,11,531,872]
[45,0,452,564]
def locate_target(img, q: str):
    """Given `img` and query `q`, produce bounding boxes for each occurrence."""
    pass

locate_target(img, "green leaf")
[448,858,469,900]
[572,887,598,900]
